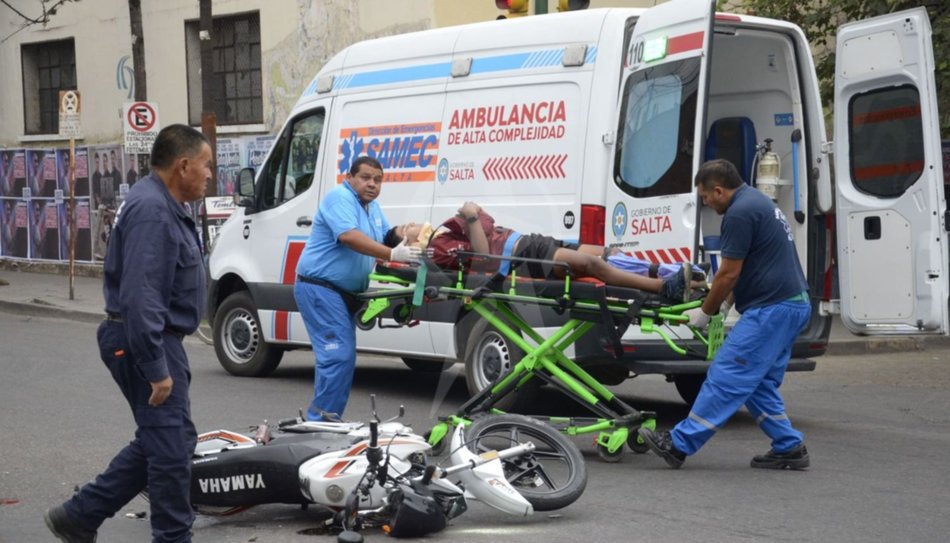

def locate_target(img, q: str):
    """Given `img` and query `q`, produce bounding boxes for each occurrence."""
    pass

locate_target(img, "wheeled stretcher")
[355,252,723,462]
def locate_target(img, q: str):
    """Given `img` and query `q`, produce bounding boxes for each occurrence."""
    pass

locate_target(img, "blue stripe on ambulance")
[307,46,598,95]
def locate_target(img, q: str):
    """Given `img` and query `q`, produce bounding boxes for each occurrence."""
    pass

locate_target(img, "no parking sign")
[123,101,161,154]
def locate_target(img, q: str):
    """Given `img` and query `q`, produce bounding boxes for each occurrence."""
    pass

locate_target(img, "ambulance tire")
[463,319,540,412]
[672,373,706,406]
[214,291,284,377]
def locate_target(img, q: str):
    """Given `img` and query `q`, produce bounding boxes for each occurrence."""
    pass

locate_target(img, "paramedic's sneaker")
[638,428,686,469]
[44,505,97,543]
[750,443,810,470]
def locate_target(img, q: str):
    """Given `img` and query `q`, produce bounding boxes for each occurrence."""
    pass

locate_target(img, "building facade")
[0,0,655,262]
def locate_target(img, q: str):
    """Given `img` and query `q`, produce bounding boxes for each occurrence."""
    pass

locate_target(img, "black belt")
[297,274,349,293]
[297,274,363,314]
[105,313,185,340]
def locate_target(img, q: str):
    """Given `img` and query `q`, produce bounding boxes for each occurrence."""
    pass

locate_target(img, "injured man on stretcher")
[383,202,707,302]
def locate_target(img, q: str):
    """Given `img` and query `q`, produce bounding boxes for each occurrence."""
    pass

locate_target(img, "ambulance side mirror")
[236,168,256,207]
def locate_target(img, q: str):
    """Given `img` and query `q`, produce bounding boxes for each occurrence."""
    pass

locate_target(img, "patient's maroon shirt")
[428,211,515,273]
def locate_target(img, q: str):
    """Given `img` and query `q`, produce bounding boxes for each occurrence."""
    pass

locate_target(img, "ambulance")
[207,0,947,405]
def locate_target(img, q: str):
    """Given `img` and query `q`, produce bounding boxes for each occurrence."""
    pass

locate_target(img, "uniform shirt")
[103,173,206,382]
[720,184,808,313]
[428,211,516,273]
[296,181,389,293]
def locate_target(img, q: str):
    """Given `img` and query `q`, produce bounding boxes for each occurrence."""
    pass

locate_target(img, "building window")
[186,12,263,126]
[21,38,77,135]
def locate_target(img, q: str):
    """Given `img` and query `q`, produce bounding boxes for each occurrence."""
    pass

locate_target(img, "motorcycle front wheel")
[464,414,587,511]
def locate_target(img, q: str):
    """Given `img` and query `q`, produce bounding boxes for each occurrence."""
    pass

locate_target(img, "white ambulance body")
[208,0,947,403]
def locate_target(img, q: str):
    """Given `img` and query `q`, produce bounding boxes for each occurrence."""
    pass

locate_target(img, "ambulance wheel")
[673,374,706,406]
[465,414,587,511]
[463,319,540,411]
[214,291,283,377]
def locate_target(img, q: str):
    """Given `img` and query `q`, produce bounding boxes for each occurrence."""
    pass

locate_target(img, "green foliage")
[733,0,950,136]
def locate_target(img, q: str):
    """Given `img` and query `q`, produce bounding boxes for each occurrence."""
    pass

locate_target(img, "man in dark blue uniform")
[45,124,212,543]
[640,159,812,470]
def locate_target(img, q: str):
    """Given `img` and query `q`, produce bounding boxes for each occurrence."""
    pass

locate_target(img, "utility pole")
[128,0,146,101]
[198,0,216,253]
[199,0,217,197]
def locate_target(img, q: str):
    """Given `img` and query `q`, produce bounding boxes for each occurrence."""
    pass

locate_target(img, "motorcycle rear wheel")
[464,414,587,511]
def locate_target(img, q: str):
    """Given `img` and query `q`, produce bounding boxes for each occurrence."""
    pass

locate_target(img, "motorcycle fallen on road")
[154,397,587,541]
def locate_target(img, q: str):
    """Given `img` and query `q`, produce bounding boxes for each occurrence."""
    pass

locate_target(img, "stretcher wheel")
[627,432,650,454]
[596,442,625,463]
[423,429,449,456]
[354,308,376,330]
[392,303,413,325]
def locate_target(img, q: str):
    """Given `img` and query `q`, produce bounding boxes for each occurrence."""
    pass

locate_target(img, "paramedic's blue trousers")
[294,281,357,420]
[671,300,811,456]
[65,320,197,543]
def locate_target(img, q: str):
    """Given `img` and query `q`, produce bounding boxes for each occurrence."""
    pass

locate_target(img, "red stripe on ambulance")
[667,31,704,56]
[632,247,692,265]
[275,240,307,341]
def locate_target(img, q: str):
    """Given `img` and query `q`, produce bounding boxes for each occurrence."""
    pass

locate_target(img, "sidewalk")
[1,261,949,356]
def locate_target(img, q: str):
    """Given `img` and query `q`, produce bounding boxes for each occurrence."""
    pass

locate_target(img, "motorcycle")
[169,397,587,541]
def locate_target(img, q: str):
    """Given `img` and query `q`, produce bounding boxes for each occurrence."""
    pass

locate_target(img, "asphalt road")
[1,312,949,543]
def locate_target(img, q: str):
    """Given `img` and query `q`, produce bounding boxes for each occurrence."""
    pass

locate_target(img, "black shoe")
[660,264,691,303]
[750,444,810,470]
[44,505,97,543]
[638,428,686,469]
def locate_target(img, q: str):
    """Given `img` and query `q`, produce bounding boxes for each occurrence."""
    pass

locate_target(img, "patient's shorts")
[513,234,579,278]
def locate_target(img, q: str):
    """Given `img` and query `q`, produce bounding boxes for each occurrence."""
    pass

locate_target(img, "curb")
[0,300,104,325]
[824,335,950,356]
[0,259,104,278]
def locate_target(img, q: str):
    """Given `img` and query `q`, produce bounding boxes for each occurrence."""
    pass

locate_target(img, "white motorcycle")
[176,397,587,540]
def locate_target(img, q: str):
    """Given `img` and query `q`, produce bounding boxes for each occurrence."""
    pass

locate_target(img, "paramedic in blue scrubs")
[45,124,211,542]
[295,156,420,421]
[640,159,812,470]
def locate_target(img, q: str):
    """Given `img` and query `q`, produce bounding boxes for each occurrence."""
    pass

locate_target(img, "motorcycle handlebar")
[369,421,378,449]
[365,421,383,468]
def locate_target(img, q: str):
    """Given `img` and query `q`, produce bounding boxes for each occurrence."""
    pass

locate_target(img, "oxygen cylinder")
[756,138,781,201]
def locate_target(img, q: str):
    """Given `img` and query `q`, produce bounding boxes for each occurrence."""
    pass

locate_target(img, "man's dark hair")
[695,159,743,190]
[383,226,402,248]
[150,124,210,170]
[349,155,383,176]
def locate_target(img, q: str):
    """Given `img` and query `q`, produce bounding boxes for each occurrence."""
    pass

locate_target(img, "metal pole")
[68,138,76,300]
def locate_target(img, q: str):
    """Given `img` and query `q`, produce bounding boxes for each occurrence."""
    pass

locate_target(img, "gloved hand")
[719,299,734,320]
[389,240,422,263]
[684,307,712,329]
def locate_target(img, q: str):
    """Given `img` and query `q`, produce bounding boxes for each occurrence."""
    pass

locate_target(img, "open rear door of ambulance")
[833,7,949,335]
[606,0,714,265]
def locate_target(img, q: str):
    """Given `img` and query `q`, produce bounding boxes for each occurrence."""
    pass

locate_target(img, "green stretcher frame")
[359,259,724,461]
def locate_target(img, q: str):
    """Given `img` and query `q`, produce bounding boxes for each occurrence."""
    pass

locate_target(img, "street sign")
[58,90,82,138]
[123,101,161,154]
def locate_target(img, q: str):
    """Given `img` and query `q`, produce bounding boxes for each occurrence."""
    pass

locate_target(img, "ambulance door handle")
[296,216,313,227]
